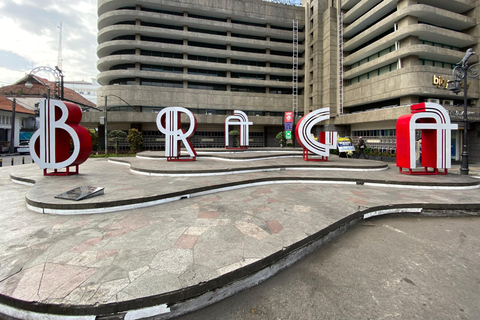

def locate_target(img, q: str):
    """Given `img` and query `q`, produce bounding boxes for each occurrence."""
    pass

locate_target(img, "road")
[175,216,480,320]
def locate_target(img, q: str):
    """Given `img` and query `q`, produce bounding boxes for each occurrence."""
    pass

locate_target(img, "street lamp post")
[447,48,479,176]
[102,94,133,153]
[55,66,64,100]
[104,95,108,153]
[9,99,16,154]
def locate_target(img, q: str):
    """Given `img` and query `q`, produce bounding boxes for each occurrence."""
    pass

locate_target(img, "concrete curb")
[13,173,479,215]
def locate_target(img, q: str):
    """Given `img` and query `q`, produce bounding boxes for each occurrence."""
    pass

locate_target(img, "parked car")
[17,141,30,154]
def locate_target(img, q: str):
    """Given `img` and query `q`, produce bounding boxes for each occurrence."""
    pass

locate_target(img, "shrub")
[275,131,287,146]
[87,128,98,151]
[127,128,144,153]
[108,130,127,154]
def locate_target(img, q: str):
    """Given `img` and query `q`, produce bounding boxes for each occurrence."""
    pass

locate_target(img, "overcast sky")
[0,0,302,87]
[0,0,98,86]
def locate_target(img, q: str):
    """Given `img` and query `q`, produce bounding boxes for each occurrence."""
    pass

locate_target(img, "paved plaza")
[0,149,479,319]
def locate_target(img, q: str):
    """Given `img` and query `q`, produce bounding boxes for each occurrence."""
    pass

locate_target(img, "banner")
[337,137,355,152]
[284,111,293,132]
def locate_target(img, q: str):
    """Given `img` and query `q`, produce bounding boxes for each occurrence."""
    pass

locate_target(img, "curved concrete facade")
[93,0,480,160]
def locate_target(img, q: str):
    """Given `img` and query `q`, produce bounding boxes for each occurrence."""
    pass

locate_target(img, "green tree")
[275,131,287,147]
[228,130,239,147]
[87,128,98,152]
[127,128,144,153]
[108,130,127,154]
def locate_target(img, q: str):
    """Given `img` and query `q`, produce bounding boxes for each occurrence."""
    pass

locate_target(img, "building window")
[231,85,265,93]
[231,72,266,80]
[231,59,266,67]
[110,64,136,70]
[112,49,136,55]
[189,27,227,36]
[419,59,454,70]
[270,62,293,69]
[232,33,266,41]
[109,78,136,85]
[113,21,135,26]
[419,39,460,51]
[188,55,227,63]
[189,13,227,22]
[349,45,395,70]
[231,46,265,54]
[271,25,293,31]
[188,68,226,77]
[112,35,135,41]
[270,37,292,44]
[140,50,183,59]
[269,88,293,94]
[141,21,183,31]
[141,79,183,88]
[189,41,227,50]
[141,65,183,73]
[141,7,183,17]
[270,50,292,57]
[348,62,398,85]
[188,82,227,91]
[231,20,266,28]
[270,75,293,82]
[141,36,183,45]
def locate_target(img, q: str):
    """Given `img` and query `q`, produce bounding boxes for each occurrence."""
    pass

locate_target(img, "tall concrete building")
[88,0,480,161]
[329,0,480,160]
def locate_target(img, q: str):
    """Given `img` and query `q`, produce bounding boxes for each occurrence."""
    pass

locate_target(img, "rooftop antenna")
[57,22,63,71]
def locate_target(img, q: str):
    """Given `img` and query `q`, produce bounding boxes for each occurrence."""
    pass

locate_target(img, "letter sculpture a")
[295,108,337,161]
[156,107,197,161]
[396,102,458,174]
[30,99,92,176]
[225,110,252,149]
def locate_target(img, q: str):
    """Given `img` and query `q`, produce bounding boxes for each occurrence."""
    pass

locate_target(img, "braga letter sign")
[225,110,252,149]
[156,107,197,161]
[30,99,92,176]
[396,102,458,175]
[295,108,337,161]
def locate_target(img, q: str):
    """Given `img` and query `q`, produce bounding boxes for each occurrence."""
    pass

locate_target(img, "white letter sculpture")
[295,108,337,161]
[156,107,197,161]
[30,99,92,175]
[396,102,458,174]
[225,110,252,149]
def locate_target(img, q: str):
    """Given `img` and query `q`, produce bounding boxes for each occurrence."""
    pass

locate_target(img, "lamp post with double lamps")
[102,94,133,153]
[447,48,479,175]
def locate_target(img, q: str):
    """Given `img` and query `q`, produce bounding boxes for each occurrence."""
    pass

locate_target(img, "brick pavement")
[0,150,479,319]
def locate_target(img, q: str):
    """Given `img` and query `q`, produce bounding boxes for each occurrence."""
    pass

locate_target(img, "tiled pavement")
[0,149,479,319]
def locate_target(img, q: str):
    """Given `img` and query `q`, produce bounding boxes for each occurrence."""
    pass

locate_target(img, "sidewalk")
[0,150,479,319]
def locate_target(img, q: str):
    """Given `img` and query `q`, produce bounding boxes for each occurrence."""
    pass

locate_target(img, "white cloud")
[0,0,98,85]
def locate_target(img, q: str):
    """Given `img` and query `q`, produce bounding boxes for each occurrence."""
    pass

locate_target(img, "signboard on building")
[284,111,293,131]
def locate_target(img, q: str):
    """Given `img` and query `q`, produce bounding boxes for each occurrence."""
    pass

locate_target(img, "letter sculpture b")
[30,99,92,175]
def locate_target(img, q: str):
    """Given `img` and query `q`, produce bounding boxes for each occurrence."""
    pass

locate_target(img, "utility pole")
[9,99,16,154]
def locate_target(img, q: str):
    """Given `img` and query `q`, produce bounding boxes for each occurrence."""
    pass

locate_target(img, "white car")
[17,141,30,154]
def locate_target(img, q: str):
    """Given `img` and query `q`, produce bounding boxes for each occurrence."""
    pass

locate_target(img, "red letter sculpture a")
[30,99,92,175]
[396,102,457,175]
